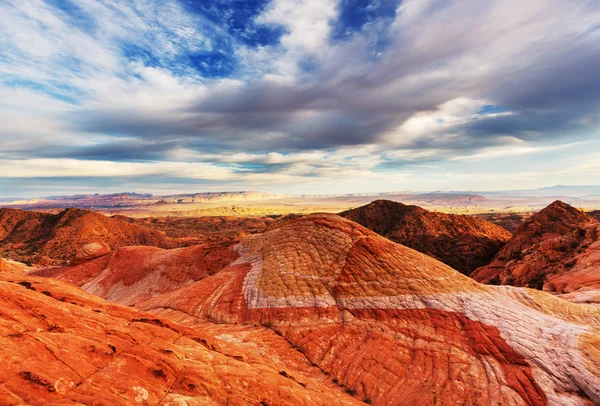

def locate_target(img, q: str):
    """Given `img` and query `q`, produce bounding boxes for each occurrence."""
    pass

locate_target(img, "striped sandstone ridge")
[0,259,362,406]
[340,200,512,274]
[36,242,239,306]
[49,214,600,405]
[472,201,600,303]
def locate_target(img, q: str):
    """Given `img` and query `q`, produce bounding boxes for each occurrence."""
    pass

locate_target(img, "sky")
[1,0,599,197]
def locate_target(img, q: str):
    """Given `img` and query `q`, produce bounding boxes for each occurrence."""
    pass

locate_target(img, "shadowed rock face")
[0,259,362,406]
[588,210,600,222]
[472,201,600,301]
[0,208,178,266]
[340,200,512,274]
[44,214,600,405]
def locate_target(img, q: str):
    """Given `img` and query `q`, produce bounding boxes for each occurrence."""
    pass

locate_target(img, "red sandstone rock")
[44,213,600,405]
[0,208,273,267]
[73,242,111,264]
[36,242,239,306]
[340,199,512,274]
[0,258,30,277]
[0,208,180,266]
[0,267,363,406]
[472,201,600,301]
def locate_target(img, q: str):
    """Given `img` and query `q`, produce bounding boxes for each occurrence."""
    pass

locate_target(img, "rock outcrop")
[73,242,111,264]
[472,201,600,299]
[0,208,179,266]
[0,266,361,405]
[37,242,239,306]
[43,214,600,405]
[340,200,512,274]
[0,208,274,266]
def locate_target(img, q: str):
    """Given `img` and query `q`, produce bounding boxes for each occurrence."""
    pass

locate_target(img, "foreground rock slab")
[0,259,361,406]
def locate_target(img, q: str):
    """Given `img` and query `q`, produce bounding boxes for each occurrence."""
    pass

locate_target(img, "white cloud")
[0,0,599,195]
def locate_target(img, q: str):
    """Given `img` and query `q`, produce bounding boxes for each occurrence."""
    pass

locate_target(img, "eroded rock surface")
[0,208,179,266]
[73,242,111,264]
[472,201,600,302]
[36,242,239,306]
[340,199,512,274]
[0,267,362,405]
[47,214,600,405]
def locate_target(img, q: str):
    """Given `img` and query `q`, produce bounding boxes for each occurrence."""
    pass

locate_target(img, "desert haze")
[2,0,600,405]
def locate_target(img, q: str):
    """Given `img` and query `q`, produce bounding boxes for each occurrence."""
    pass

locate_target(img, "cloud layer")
[1,0,599,196]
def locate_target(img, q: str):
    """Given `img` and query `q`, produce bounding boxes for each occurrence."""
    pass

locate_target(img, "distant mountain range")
[1,185,600,212]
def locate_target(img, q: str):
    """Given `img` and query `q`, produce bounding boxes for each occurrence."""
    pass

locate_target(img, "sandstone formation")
[0,264,361,405]
[124,215,275,245]
[0,208,276,266]
[0,208,179,266]
[73,242,111,264]
[472,201,600,299]
[44,214,600,405]
[340,200,512,274]
[0,257,30,277]
[38,242,239,306]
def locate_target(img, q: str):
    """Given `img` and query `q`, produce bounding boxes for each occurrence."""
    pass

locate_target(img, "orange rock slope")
[0,258,363,406]
[42,214,600,405]
[472,201,600,303]
[340,199,512,274]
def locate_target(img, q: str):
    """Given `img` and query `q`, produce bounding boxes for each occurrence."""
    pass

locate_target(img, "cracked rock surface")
[44,213,600,405]
[0,258,362,406]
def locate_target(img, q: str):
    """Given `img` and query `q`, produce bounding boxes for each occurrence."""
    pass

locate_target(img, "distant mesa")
[0,191,287,209]
[36,213,600,405]
[340,199,511,274]
[405,192,487,205]
[472,200,600,303]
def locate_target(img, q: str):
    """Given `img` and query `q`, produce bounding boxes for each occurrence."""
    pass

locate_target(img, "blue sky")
[1,0,599,197]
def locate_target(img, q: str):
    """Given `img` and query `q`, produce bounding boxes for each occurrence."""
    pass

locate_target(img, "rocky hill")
[340,200,512,274]
[0,209,276,267]
[471,201,599,295]
[0,208,178,265]
[37,214,600,405]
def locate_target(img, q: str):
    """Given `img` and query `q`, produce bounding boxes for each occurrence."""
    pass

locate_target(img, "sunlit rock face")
[36,242,240,307]
[473,201,600,304]
[0,259,363,406]
[340,199,512,274]
[44,214,600,405]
